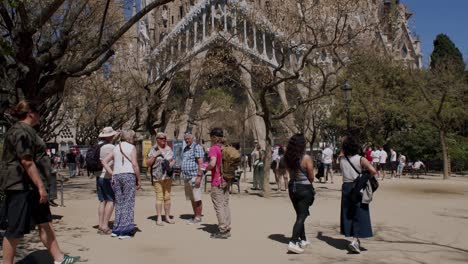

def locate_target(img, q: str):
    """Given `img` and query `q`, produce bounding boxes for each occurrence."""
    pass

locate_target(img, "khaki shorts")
[184,178,204,202]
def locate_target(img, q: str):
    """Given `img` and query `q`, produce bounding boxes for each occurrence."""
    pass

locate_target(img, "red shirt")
[365,150,373,162]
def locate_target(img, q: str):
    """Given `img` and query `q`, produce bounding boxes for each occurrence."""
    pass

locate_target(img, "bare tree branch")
[31,0,66,33]
[97,0,112,45]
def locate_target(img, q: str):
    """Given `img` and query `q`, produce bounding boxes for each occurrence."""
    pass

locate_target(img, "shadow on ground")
[179,214,193,220]
[147,215,174,222]
[197,224,218,234]
[16,250,54,264]
[268,234,289,244]
[316,231,349,251]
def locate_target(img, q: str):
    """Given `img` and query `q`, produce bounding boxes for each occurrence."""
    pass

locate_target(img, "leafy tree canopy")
[430,34,465,74]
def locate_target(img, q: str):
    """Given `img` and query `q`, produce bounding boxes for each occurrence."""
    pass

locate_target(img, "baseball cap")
[209,127,223,137]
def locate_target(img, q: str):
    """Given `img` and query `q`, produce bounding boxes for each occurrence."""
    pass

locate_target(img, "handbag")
[345,156,379,203]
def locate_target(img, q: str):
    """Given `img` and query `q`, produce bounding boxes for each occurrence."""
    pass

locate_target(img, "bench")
[203,171,242,194]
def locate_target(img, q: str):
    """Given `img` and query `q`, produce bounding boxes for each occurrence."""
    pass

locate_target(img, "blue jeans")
[68,162,76,177]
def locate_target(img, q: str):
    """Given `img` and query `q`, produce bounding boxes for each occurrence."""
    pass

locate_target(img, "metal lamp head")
[342,80,352,101]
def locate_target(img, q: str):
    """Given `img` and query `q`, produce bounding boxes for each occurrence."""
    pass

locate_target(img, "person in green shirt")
[0,100,79,264]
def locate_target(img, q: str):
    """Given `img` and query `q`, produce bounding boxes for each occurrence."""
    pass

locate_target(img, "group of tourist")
[1,100,381,264]
[95,126,232,239]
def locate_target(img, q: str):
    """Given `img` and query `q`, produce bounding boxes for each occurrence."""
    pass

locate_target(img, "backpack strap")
[345,155,362,176]
[119,143,132,165]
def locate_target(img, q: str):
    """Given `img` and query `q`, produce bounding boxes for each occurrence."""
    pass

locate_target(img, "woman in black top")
[0,100,79,264]
[283,134,315,254]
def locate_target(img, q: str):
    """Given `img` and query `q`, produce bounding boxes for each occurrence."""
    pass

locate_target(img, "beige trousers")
[210,185,231,233]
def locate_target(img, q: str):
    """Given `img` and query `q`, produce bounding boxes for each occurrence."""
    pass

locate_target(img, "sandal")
[165,219,175,224]
[97,228,112,235]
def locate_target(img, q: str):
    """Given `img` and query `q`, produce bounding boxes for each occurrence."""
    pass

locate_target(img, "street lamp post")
[341,80,352,132]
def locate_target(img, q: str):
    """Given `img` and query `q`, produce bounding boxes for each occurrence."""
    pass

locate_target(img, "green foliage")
[0,39,14,56]
[430,34,465,74]
[388,124,440,161]
[331,52,411,144]
[201,87,235,111]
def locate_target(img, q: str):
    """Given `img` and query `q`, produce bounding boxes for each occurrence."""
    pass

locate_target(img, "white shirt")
[340,155,362,183]
[113,142,136,175]
[272,148,279,161]
[322,147,333,164]
[390,150,397,162]
[379,150,388,164]
[371,150,380,163]
[251,150,259,162]
[399,155,406,164]
[413,161,424,169]
[99,142,115,179]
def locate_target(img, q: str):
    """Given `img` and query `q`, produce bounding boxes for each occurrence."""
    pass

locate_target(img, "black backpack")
[86,142,106,172]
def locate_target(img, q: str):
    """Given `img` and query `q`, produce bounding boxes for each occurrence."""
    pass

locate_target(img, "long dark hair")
[284,134,306,172]
[341,135,360,156]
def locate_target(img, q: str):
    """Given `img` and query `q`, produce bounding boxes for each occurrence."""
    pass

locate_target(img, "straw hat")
[99,127,118,138]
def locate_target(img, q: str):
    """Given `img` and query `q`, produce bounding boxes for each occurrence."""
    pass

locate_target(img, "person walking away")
[272,146,280,191]
[396,153,406,178]
[146,132,176,226]
[276,147,288,191]
[283,134,315,254]
[370,147,380,178]
[102,130,141,239]
[207,128,232,239]
[66,149,76,178]
[322,145,334,183]
[378,146,388,181]
[96,127,119,235]
[339,135,377,254]
[0,100,80,264]
[251,143,264,190]
[74,152,81,177]
[389,148,397,179]
[181,132,205,224]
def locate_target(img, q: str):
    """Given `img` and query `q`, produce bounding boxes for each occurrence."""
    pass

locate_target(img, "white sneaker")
[300,240,311,248]
[111,233,118,237]
[287,241,304,254]
[118,235,132,239]
[187,217,202,225]
[348,241,360,254]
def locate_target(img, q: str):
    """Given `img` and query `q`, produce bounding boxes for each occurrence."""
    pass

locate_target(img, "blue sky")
[404,0,468,66]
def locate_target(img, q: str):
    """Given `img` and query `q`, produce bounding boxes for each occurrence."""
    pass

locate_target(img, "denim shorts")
[323,163,332,169]
[96,177,115,202]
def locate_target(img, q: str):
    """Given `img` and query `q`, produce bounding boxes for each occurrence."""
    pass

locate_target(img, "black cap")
[209,127,223,137]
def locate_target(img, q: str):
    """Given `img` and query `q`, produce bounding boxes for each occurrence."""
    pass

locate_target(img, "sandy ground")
[2,170,468,264]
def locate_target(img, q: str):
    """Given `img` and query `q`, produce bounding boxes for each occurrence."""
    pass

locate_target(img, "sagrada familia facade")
[54,0,423,149]
[122,0,422,147]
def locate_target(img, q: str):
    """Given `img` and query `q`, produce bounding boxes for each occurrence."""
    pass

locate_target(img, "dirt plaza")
[4,171,468,264]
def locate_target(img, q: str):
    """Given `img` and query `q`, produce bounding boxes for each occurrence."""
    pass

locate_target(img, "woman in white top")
[339,135,377,254]
[102,130,141,239]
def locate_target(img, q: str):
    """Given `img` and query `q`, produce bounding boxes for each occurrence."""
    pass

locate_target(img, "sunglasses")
[157,137,167,140]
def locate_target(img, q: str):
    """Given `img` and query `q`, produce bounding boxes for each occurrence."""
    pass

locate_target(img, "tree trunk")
[439,129,450,179]
[262,127,273,198]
